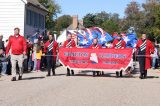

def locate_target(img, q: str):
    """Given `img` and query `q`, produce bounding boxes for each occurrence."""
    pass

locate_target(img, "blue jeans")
[1,62,7,74]
[28,56,32,69]
[152,58,157,68]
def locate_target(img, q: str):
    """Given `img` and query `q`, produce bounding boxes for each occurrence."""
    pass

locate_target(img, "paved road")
[1,66,160,106]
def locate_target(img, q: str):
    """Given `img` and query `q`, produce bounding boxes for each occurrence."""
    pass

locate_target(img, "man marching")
[89,38,103,77]
[44,35,58,76]
[112,33,126,77]
[63,33,76,76]
[136,34,154,79]
[6,27,27,81]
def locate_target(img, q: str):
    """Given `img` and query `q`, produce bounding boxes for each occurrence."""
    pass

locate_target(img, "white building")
[0,0,48,41]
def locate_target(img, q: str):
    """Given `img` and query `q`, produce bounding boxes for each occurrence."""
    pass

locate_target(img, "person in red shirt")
[89,38,104,77]
[89,38,102,49]
[112,34,126,77]
[63,34,76,48]
[44,35,58,76]
[63,33,76,76]
[136,34,154,79]
[6,27,27,81]
[112,34,126,49]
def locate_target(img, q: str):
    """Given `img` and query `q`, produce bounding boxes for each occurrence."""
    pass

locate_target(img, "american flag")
[77,27,113,48]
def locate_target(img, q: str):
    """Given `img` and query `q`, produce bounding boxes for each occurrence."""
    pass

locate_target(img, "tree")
[94,11,110,27]
[83,12,118,28]
[38,0,61,30]
[55,15,72,31]
[110,13,120,23]
[102,20,120,34]
[96,11,109,21]
[141,1,160,41]
[125,1,140,17]
[123,1,142,32]
[146,0,160,3]
[83,13,97,28]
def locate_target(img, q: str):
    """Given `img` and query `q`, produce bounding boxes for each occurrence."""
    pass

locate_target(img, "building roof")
[26,0,48,12]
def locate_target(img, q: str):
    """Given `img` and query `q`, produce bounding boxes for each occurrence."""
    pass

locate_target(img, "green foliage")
[102,20,120,34]
[121,0,160,42]
[83,13,97,28]
[55,15,72,31]
[123,1,142,32]
[83,12,120,34]
[38,0,61,31]
[141,1,160,41]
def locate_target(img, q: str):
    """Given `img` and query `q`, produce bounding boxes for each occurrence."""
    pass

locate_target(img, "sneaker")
[1,73,7,76]
[151,67,155,69]
[32,70,36,73]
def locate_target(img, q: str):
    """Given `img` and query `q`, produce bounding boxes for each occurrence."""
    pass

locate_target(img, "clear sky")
[56,0,146,19]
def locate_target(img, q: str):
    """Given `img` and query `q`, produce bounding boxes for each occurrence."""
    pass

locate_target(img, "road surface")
[0,66,160,106]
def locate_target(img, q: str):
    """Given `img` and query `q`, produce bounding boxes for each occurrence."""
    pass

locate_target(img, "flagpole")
[76,27,79,47]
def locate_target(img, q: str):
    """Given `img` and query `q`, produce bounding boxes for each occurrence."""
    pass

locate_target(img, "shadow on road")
[146,76,159,79]
[22,76,45,80]
[74,74,92,77]
[55,74,66,76]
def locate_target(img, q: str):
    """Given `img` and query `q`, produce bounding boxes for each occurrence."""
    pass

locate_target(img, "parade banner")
[59,48,133,71]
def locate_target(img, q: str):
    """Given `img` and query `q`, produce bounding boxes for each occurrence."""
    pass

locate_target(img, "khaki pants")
[11,54,24,77]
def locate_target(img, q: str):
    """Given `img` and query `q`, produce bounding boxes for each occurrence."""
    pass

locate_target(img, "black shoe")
[97,71,100,76]
[11,77,16,81]
[93,71,96,77]
[67,69,70,76]
[71,70,74,75]
[66,73,70,76]
[139,73,144,79]
[52,70,56,76]
[139,76,144,79]
[18,76,22,80]
[143,75,147,79]
[66,71,70,76]
[102,71,104,75]
[120,70,123,77]
[144,73,147,79]
[116,71,119,78]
